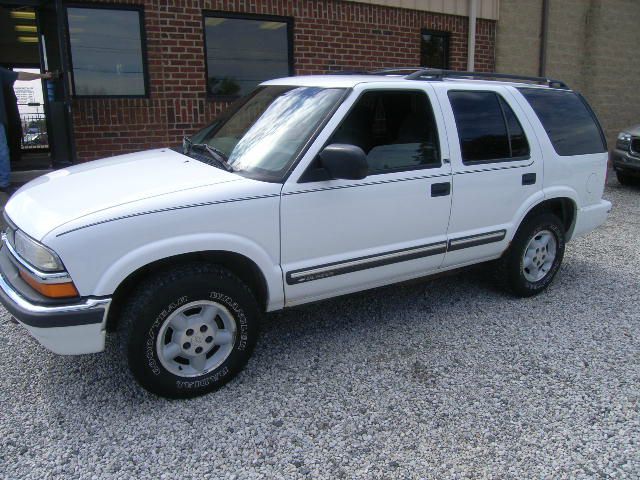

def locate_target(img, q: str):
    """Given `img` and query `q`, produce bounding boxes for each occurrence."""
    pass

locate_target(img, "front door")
[281,86,452,306]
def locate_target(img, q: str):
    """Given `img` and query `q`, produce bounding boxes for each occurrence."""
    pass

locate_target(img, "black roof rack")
[404,68,569,89]
[326,67,569,89]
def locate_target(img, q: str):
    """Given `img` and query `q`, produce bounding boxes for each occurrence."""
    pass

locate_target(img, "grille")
[631,137,640,156]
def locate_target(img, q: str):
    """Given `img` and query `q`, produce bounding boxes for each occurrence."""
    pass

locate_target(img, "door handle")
[431,182,451,197]
[522,173,536,185]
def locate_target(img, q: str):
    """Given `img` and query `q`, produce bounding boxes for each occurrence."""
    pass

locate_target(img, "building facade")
[0,0,497,164]
[496,0,640,147]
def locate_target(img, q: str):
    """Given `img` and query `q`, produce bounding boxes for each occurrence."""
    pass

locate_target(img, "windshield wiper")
[190,142,234,172]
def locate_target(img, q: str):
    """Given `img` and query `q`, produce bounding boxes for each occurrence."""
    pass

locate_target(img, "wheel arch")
[105,249,273,333]
[517,195,578,240]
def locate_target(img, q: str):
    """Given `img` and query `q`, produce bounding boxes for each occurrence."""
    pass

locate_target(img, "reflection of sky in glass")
[205,17,289,95]
[67,8,145,96]
[210,87,344,173]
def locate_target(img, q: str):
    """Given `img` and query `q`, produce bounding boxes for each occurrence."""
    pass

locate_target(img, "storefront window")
[66,7,147,97]
[204,13,293,97]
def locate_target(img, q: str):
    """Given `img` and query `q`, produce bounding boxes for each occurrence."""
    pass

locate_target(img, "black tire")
[616,171,640,186]
[499,213,565,297]
[118,263,260,398]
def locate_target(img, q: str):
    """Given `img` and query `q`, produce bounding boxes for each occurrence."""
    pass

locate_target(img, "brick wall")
[71,0,496,162]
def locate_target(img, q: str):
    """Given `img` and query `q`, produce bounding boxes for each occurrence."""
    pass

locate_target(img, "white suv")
[0,69,611,398]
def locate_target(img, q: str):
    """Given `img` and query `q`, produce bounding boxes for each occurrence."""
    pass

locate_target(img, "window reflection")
[193,86,345,177]
[204,15,292,96]
[67,7,146,96]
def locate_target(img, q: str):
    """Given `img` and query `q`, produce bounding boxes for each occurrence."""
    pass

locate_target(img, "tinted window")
[329,91,440,174]
[499,97,530,157]
[449,91,530,163]
[420,30,449,69]
[67,7,146,96]
[204,14,292,96]
[449,91,510,162]
[518,88,606,156]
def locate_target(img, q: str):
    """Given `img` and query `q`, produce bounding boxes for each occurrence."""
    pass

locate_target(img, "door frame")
[1,0,77,166]
[37,0,76,165]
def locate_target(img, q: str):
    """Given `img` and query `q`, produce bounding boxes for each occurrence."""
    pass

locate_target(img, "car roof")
[262,74,570,92]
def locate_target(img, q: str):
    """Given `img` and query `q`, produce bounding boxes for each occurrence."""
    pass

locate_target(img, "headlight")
[14,230,64,272]
[618,132,631,141]
[616,132,631,151]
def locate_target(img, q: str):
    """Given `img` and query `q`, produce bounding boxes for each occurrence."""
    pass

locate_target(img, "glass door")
[37,0,74,167]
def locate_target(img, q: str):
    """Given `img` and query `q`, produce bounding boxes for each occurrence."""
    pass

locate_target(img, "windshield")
[189,85,346,180]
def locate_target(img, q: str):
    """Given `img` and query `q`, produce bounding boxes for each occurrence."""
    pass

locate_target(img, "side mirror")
[318,144,368,180]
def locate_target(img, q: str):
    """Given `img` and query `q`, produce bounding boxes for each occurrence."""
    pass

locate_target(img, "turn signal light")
[19,271,79,299]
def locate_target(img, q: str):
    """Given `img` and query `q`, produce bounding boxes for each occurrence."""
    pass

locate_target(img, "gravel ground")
[1,176,639,479]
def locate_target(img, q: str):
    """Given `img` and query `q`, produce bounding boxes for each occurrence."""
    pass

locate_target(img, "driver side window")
[329,90,441,174]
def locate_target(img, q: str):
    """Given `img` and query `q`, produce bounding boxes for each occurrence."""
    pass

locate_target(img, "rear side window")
[448,91,530,164]
[518,88,606,156]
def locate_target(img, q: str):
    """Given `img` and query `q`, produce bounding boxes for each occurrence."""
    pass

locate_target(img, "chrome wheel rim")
[522,229,557,283]
[156,300,237,378]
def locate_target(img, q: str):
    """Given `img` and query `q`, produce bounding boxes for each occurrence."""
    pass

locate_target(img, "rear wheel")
[118,263,260,398]
[499,213,565,297]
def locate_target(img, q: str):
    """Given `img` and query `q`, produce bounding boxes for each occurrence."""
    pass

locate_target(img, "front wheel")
[500,213,566,297]
[118,263,260,398]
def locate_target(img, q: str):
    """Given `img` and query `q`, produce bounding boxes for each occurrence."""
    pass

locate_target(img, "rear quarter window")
[518,88,606,156]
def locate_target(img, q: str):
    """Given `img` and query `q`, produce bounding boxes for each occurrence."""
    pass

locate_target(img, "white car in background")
[0,69,611,398]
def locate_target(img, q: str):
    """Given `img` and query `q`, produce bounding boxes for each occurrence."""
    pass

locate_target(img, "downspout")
[539,0,550,76]
[467,0,477,71]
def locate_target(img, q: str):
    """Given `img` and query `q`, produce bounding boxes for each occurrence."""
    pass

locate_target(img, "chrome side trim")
[286,241,447,285]
[2,234,71,284]
[448,229,506,251]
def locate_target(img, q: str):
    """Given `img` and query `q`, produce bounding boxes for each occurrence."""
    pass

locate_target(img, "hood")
[5,148,242,240]
[623,124,640,136]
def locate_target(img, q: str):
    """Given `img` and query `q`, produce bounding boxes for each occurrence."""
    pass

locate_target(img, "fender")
[509,186,579,242]
[543,185,580,206]
[94,233,284,311]
[506,189,545,242]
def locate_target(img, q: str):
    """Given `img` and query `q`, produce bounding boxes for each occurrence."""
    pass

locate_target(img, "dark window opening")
[448,90,530,164]
[420,30,449,69]
[328,90,441,174]
[66,6,148,97]
[499,96,530,158]
[203,12,293,97]
[518,88,606,156]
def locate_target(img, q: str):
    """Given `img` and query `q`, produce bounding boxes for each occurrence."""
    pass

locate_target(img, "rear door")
[435,84,544,268]
[280,84,452,306]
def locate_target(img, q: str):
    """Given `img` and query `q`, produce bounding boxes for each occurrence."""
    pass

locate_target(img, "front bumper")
[612,149,640,175]
[0,246,111,355]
